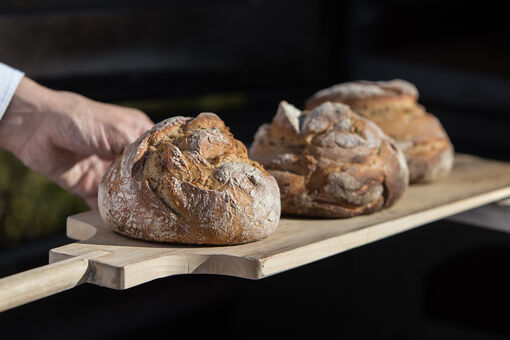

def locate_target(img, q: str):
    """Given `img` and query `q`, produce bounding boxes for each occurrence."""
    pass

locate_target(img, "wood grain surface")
[50,154,510,289]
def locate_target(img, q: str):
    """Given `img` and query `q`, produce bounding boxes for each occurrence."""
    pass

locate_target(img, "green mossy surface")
[0,149,88,247]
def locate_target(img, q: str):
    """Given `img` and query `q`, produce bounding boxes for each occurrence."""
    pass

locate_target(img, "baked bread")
[305,80,453,183]
[249,101,409,218]
[98,112,281,245]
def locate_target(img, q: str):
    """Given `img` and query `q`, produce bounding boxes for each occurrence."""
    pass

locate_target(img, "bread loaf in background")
[305,79,454,183]
[98,112,281,245]
[250,101,409,218]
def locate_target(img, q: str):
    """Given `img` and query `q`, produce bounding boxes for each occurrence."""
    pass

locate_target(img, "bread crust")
[249,101,409,218]
[98,113,281,245]
[305,79,454,183]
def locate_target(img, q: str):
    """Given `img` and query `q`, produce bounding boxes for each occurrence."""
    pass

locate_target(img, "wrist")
[0,77,60,155]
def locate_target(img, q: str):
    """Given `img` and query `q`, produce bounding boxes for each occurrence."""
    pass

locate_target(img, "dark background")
[1,1,510,339]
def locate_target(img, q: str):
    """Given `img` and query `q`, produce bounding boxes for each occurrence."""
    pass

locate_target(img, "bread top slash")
[98,112,281,245]
[250,101,409,218]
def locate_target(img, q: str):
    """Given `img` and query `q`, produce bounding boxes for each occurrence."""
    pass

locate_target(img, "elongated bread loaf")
[250,101,409,218]
[98,113,281,245]
[305,79,454,183]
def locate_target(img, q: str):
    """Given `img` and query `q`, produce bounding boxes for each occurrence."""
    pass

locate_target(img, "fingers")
[131,108,154,133]
[59,106,152,207]
[50,93,154,160]
[54,155,112,203]
[116,107,154,149]
[100,107,154,158]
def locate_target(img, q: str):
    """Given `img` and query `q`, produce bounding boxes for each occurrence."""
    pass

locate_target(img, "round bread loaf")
[98,112,281,245]
[305,79,454,183]
[249,101,409,218]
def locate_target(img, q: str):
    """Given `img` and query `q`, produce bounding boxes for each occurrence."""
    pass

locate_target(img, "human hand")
[0,77,153,208]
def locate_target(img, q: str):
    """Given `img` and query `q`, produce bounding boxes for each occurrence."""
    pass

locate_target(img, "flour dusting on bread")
[99,113,281,245]
[250,101,409,217]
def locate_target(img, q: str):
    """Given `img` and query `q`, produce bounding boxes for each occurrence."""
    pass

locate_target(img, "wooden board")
[49,154,510,290]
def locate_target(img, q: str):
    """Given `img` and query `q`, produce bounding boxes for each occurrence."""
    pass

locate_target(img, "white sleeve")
[0,62,24,121]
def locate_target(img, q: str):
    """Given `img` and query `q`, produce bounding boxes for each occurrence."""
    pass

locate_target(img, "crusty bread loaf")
[249,101,409,218]
[98,112,281,245]
[305,79,454,183]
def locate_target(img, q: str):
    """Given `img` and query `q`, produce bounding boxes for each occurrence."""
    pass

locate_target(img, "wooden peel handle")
[0,251,107,312]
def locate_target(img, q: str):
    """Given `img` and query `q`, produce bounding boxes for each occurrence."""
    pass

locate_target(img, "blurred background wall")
[1,1,510,339]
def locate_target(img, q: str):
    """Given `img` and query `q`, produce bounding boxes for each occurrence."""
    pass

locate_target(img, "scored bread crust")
[249,101,409,218]
[98,112,281,245]
[305,79,454,183]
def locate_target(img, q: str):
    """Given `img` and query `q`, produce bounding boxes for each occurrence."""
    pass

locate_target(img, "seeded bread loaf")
[98,112,281,245]
[305,79,454,183]
[249,101,409,218]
